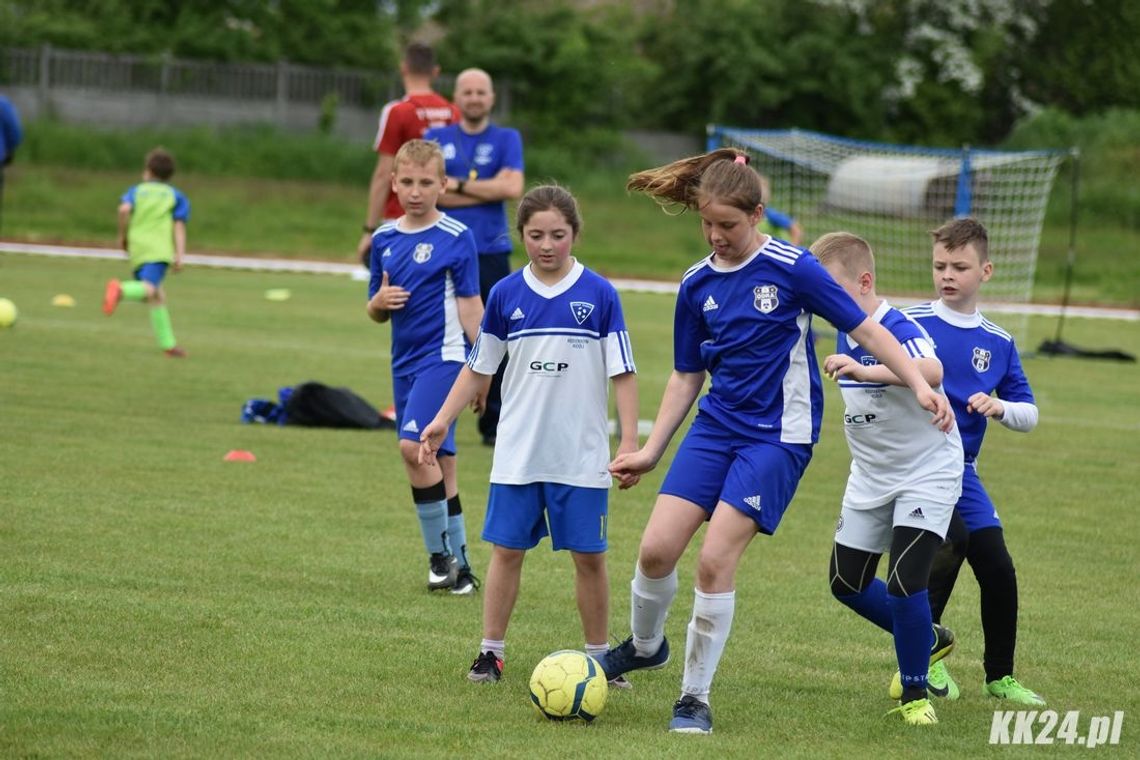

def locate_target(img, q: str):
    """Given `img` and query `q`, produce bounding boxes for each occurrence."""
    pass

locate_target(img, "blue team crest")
[972,347,992,372]
[754,284,779,313]
[441,142,457,160]
[860,355,878,366]
[570,301,595,325]
[413,243,433,263]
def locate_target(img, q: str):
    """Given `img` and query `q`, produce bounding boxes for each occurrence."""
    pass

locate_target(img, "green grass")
[2,252,1138,757]
[4,161,1138,308]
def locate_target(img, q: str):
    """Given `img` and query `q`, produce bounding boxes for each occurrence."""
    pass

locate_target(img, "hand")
[612,440,642,490]
[418,420,447,465]
[173,259,183,273]
[609,448,658,490]
[822,354,862,382]
[916,388,955,432]
[967,392,1005,419]
[357,231,374,266]
[470,386,487,415]
[368,271,410,312]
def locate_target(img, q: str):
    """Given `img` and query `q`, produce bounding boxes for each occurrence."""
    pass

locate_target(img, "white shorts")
[833,473,959,554]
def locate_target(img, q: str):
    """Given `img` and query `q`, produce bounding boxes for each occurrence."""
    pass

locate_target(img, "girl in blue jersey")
[599,149,954,734]
[366,139,483,595]
[418,185,640,685]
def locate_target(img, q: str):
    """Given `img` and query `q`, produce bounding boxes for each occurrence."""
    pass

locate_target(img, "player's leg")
[926,508,968,623]
[668,439,812,734]
[958,467,1045,705]
[396,371,459,590]
[469,483,547,683]
[103,265,155,316]
[437,447,476,594]
[883,524,948,723]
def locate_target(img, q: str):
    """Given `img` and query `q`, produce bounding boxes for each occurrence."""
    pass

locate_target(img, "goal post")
[708,126,1066,342]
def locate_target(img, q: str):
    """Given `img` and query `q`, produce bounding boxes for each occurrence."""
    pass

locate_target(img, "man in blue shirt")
[427,69,524,446]
[0,93,23,234]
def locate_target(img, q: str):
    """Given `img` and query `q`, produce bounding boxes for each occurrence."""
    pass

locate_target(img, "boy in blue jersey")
[813,232,964,726]
[598,150,954,735]
[366,139,484,595]
[896,217,1045,706]
[103,148,190,357]
[418,185,639,686]
[427,68,525,446]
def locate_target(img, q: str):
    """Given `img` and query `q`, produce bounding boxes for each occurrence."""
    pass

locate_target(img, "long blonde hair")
[626,148,764,215]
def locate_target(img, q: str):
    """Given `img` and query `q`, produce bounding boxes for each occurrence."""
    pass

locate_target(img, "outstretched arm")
[610,369,704,486]
[824,353,943,387]
[849,317,954,431]
[419,366,493,465]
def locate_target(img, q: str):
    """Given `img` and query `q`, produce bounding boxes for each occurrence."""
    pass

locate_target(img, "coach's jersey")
[675,237,866,444]
[425,123,524,255]
[468,260,635,487]
[373,92,460,219]
[368,214,480,375]
[836,301,963,505]
[902,300,1035,462]
[120,181,190,269]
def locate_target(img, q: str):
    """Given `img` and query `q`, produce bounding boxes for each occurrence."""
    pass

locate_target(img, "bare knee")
[695,548,735,592]
[571,551,606,579]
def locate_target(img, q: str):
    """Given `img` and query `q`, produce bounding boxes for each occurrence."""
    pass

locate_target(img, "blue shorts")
[659,413,813,536]
[134,262,169,286]
[393,361,463,456]
[957,461,1002,532]
[483,482,609,553]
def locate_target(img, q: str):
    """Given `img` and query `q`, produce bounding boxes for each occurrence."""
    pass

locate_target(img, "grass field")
[2,253,1138,758]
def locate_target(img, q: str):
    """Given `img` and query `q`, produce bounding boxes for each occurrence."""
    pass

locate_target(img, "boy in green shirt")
[104,147,190,357]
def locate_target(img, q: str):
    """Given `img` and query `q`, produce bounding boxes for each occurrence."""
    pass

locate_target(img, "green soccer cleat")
[927,660,960,700]
[887,698,938,725]
[985,675,1045,706]
[888,623,955,699]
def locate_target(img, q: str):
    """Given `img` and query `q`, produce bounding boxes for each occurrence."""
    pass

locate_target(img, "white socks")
[681,588,735,703]
[630,564,678,657]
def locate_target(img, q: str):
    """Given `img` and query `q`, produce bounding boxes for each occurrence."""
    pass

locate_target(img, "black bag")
[282,382,395,430]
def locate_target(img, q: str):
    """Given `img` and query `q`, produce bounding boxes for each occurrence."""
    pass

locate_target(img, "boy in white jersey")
[894,217,1045,706]
[366,140,483,595]
[418,185,639,685]
[813,232,964,726]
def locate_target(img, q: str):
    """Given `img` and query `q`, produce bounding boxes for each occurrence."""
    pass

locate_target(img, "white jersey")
[468,260,635,487]
[835,301,963,508]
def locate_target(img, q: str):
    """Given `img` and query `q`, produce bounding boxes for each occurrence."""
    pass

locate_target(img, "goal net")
[709,126,1065,342]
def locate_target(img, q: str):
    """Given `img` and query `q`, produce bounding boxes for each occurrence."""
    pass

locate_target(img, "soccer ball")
[528,650,608,722]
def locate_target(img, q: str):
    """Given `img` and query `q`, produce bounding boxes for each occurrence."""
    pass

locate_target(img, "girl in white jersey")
[599,150,955,734]
[418,185,640,685]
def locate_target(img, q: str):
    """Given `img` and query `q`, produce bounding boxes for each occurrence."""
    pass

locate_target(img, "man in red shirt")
[357,42,460,264]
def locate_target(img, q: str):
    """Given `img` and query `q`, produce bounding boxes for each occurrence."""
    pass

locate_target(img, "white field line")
[2,241,1137,322]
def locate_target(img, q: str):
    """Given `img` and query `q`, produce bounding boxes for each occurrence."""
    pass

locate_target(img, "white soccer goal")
[709,126,1066,341]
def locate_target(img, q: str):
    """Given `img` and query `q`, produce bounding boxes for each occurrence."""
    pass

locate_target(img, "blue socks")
[412,482,449,556]
[836,577,893,632]
[889,590,932,692]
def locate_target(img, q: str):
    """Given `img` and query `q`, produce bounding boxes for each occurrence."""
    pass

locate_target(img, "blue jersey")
[469,260,634,487]
[368,214,480,375]
[425,123,524,255]
[675,238,866,444]
[903,300,1034,462]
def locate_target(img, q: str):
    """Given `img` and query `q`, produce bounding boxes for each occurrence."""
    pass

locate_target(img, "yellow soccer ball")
[0,297,17,328]
[528,650,608,723]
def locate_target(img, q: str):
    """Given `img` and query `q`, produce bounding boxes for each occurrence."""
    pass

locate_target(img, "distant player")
[417,185,639,687]
[757,173,803,245]
[366,139,482,595]
[813,232,964,726]
[598,149,953,735]
[103,147,190,358]
[357,42,460,266]
[898,216,1045,706]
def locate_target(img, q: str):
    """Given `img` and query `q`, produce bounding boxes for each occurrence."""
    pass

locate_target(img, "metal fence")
[1,45,411,108]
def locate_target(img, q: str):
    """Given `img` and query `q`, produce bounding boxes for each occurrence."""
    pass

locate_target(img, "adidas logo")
[907,507,925,520]
[402,419,419,433]
[702,295,719,312]
[510,307,525,321]
[744,495,762,511]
